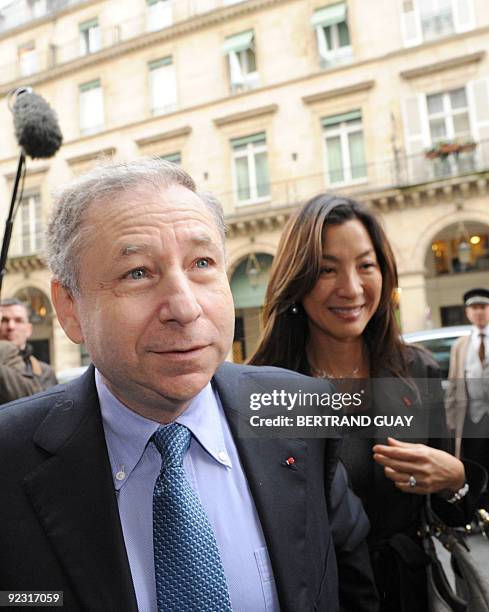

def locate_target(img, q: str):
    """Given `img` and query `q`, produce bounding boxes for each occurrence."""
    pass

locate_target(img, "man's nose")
[157,271,202,325]
[336,269,363,298]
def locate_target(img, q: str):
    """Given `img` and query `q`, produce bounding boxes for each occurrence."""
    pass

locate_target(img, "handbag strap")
[423,495,470,552]
[421,497,468,612]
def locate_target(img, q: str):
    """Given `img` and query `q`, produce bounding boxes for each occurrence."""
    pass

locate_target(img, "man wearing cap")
[446,287,489,507]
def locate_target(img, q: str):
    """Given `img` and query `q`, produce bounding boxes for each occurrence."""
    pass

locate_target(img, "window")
[12,193,43,257]
[427,87,474,175]
[160,152,181,164]
[400,0,475,47]
[222,31,259,94]
[427,88,471,143]
[18,42,38,77]
[30,0,46,19]
[402,79,489,183]
[149,57,177,115]
[231,133,270,203]
[420,0,454,40]
[79,18,101,55]
[79,79,104,135]
[322,111,367,184]
[146,0,172,32]
[311,3,352,68]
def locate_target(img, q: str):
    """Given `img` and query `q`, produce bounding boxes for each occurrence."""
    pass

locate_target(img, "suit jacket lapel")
[459,335,470,377]
[24,367,138,612]
[213,363,310,612]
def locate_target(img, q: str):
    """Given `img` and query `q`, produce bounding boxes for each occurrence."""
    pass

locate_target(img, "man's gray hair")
[45,157,226,294]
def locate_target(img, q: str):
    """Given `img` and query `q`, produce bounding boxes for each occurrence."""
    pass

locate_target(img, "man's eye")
[126,268,148,280]
[195,258,210,269]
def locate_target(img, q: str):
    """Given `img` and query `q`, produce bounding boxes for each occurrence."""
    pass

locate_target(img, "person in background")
[250,194,484,612]
[0,337,42,403]
[0,298,57,390]
[446,287,489,509]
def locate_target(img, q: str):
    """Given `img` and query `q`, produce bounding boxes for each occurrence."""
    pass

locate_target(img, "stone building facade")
[0,0,488,369]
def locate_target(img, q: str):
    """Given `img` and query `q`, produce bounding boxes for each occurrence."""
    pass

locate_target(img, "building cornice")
[302,79,375,105]
[6,254,46,273]
[4,163,49,182]
[225,202,295,238]
[1,0,488,98]
[399,51,485,80]
[65,146,116,166]
[224,169,489,240]
[214,104,278,127]
[135,126,192,147]
[360,170,489,213]
[0,0,103,42]
[0,0,294,96]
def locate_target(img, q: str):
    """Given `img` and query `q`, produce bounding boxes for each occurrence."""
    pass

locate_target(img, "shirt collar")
[471,324,489,338]
[96,370,232,489]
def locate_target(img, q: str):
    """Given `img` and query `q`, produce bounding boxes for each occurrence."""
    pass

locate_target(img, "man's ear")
[51,279,84,344]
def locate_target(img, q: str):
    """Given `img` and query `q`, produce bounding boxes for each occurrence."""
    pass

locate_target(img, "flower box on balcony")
[425,141,477,160]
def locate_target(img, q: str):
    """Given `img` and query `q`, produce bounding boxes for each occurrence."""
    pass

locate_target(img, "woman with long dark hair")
[250,194,481,611]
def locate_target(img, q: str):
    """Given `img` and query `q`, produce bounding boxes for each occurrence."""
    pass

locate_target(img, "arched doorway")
[14,286,55,364]
[425,221,489,327]
[230,253,273,363]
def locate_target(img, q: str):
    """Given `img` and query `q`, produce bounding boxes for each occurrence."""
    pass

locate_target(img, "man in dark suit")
[0,158,377,611]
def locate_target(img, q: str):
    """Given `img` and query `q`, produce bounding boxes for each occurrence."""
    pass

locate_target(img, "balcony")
[218,137,489,218]
[0,0,85,34]
[0,0,249,86]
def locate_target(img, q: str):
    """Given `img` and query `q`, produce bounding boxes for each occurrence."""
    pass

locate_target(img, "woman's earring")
[290,303,299,315]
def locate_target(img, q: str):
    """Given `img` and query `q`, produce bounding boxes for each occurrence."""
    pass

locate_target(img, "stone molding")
[302,79,375,104]
[399,51,485,80]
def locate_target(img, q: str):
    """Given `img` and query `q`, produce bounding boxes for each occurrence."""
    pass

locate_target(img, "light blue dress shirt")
[96,370,280,612]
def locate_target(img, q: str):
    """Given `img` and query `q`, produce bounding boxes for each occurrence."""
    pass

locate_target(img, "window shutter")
[467,79,489,165]
[228,51,244,86]
[89,26,101,52]
[315,26,329,60]
[89,87,104,129]
[402,94,430,181]
[159,64,177,109]
[147,0,172,31]
[399,0,422,47]
[453,0,475,33]
[80,81,103,132]
[151,62,177,112]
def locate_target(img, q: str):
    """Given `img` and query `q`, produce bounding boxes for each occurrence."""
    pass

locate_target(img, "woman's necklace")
[310,365,360,379]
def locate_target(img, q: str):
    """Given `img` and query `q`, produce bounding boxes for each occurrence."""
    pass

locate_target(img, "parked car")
[403,325,471,387]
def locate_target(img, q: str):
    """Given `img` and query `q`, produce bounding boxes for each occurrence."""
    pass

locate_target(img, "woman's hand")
[372,437,465,495]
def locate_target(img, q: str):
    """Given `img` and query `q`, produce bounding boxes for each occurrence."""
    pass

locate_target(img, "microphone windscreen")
[13,91,63,159]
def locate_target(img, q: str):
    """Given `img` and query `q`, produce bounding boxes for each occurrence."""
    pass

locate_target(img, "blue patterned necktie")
[152,422,233,612]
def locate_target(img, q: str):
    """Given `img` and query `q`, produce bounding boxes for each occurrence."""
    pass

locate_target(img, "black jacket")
[340,347,485,612]
[0,362,378,612]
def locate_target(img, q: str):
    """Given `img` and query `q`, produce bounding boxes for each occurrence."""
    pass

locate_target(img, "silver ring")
[408,475,417,488]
